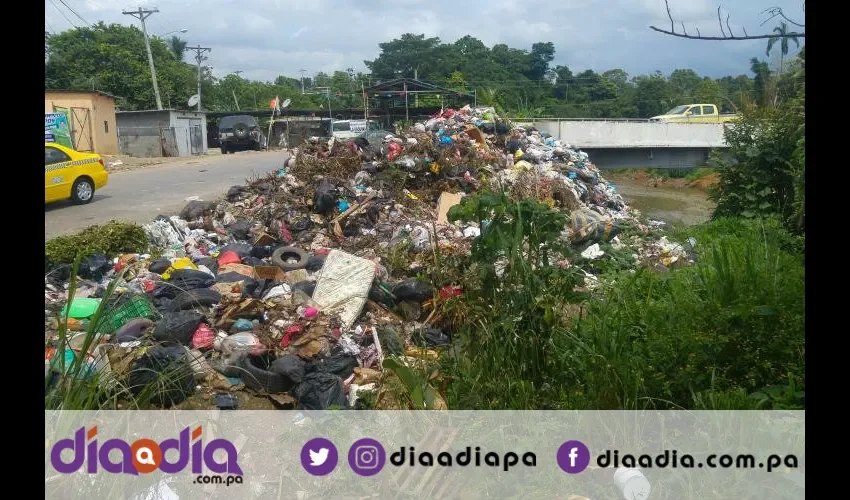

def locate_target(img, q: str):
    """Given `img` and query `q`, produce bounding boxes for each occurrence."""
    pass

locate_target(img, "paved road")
[45,150,288,239]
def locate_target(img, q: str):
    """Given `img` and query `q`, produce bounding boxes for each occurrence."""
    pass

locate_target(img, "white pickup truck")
[331,120,382,140]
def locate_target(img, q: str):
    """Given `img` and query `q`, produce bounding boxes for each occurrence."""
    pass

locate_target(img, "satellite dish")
[281,98,291,109]
[187,94,200,107]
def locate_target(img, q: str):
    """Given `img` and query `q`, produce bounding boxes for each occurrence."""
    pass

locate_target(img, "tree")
[766,22,800,75]
[526,42,555,80]
[633,75,671,117]
[650,1,805,41]
[167,36,187,62]
[750,58,772,107]
[669,69,701,102]
[694,78,723,108]
[364,34,442,80]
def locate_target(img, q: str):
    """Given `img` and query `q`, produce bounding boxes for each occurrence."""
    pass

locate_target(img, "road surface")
[45,150,288,239]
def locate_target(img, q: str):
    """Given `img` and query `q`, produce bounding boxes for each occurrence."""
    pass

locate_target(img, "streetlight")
[159,28,188,37]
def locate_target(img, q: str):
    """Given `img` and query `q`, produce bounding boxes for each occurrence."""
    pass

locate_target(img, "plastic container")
[91,295,160,335]
[63,298,101,319]
[613,467,650,500]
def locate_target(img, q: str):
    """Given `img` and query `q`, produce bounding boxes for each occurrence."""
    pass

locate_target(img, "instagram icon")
[348,438,386,476]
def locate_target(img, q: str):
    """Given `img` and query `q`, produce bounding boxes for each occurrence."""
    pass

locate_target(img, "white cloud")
[48,0,804,82]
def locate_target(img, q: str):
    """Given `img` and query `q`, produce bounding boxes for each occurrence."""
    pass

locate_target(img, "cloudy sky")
[46,0,805,82]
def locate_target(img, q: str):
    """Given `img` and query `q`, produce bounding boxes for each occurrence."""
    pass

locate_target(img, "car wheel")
[220,146,228,154]
[234,123,249,139]
[71,177,94,205]
[271,246,309,271]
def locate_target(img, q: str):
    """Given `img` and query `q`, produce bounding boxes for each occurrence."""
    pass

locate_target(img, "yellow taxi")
[45,142,108,204]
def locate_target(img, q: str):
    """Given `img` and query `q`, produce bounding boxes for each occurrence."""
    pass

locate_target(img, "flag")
[270,96,280,111]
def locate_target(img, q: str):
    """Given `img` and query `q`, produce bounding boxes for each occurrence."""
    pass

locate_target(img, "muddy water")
[607,177,716,227]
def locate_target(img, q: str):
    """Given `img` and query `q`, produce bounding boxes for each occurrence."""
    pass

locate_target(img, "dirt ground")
[605,170,719,192]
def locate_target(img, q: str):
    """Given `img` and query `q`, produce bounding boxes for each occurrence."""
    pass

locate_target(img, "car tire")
[271,246,309,271]
[234,123,249,139]
[170,288,222,312]
[238,354,294,394]
[221,146,228,154]
[71,177,95,205]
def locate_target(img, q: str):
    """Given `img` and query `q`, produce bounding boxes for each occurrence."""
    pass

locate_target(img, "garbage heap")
[44,105,696,410]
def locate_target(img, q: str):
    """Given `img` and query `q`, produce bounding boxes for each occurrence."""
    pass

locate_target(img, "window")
[689,106,702,116]
[702,105,714,115]
[104,121,109,133]
[333,121,351,132]
[45,147,70,165]
[665,105,689,115]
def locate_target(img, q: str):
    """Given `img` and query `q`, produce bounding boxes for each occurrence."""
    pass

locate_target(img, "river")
[606,176,716,227]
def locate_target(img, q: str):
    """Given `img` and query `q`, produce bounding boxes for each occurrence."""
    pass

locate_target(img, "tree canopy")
[46,27,781,118]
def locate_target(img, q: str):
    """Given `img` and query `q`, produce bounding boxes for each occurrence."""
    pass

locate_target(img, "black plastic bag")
[306,352,358,379]
[228,220,252,240]
[241,256,266,267]
[128,345,195,407]
[194,257,219,275]
[79,255,111,280]
[295,372,348,410]
[270,355,306,384]
[226,185,247,201]
[392,279,434,303]
[148,259,171,274]
[152,311,205,345]
[251,245,274,259]
[219,243,254,257]
[290,218,313,232]
[305,255,326,272]
[168,269,215,290]
[180,200,216,220]
[413,328,451,348]
[312,179,337,215]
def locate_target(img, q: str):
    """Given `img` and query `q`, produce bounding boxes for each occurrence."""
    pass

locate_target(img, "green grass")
[45,221,149,266]
[440,211,804,410]
[606,167,716,182]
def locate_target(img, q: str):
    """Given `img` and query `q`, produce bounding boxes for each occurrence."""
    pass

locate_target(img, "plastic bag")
[220,332,266,357]
[270,355,306,384]
[232,318,254,332]
[153,311,206,345]
[312,179,337,215]
[127,345,195,407]
[305,352,359,379]
[392,279,435,303]
[217,251,241,267]
[180,200,216,221]
[113,318,154,343]
[191,323,216,350]
[413,328,451,348]
[168,269,215,290]
[79,255,111,280]
[228,220,252,241]
[295,372,348,410]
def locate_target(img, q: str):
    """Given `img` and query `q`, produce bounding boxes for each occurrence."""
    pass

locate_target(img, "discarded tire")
[271,246,309,271]
[270,355,306,384]
[238,354,294,394]
[170,288,222,312]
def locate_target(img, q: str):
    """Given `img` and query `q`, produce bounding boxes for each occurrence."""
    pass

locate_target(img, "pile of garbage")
[44,105,694,410]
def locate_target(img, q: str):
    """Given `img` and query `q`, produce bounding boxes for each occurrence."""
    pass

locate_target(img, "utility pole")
[123,8,162,110]
[299,69,306,93]
[187,45,211,111]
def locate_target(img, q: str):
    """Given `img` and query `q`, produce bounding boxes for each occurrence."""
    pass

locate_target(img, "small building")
[45,89,119,155]
[116,110,208,158]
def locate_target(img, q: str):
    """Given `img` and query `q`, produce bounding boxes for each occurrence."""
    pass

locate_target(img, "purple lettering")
[204,440,243,475]
[98,439,137,475]
[160,427,190,473]
[50,427,85,474]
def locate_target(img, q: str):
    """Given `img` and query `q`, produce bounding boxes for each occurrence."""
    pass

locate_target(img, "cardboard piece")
[253,265,286,282]
[464,125,487,147]
[254,232,277,247]
[436,192,464,225]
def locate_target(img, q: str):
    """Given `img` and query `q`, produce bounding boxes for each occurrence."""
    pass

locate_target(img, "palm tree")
[766,22,801,76]
[168,36,188,61]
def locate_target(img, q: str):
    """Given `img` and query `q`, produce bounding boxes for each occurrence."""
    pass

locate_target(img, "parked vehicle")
[45,142,108,205]
[218,115,267,153]
[649,104,738,123]
[332,120,382,140]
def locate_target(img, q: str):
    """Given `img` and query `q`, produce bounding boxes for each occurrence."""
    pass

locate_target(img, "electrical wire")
[57,0,90,26]
[48,0,78,29]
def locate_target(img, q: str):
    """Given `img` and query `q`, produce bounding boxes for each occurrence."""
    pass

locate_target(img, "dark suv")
[218,115,266,154]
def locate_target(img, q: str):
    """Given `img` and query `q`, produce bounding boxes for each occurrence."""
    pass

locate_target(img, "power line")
[58,0,90,26]
[48,0,78,28]
[45,20,56,33]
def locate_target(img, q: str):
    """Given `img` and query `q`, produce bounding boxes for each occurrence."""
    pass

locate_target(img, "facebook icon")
[557,440,591,474]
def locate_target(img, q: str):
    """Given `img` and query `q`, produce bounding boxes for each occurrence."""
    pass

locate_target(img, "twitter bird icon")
[301,438,338,475]
[310,448,329,466]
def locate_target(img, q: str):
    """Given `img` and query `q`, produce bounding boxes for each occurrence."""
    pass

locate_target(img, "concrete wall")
[117,110,208,157]
[116,111,171,158]
[522,119,728,149]
[586,147,712,170]
[45,91,119,155]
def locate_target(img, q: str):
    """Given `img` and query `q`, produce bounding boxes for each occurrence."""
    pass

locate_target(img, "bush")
[45,221,149,265]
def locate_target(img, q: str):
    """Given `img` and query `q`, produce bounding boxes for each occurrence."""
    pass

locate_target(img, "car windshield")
[665,105,689,115]
[333,121,351,132]
[219,115,258,129]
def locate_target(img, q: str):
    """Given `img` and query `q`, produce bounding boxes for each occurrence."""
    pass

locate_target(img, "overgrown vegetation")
[45,221,149,265]
[710,49,805,232]
[436,191,804,409]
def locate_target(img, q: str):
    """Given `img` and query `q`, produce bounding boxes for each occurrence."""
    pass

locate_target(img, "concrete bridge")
[518,119,731,169]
